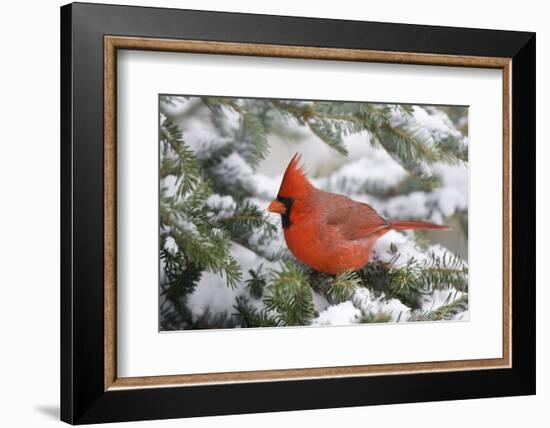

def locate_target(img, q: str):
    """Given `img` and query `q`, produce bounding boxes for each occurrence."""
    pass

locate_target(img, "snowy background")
[159,95,469,330]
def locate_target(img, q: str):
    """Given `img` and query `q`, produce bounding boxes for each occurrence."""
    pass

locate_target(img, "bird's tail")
[389,220,449,231]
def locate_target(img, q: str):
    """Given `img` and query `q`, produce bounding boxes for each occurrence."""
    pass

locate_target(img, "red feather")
[268,153,449,274]
[277,153,313,199]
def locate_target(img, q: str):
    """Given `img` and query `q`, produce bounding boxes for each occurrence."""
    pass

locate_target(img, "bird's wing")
[325,195,388,241]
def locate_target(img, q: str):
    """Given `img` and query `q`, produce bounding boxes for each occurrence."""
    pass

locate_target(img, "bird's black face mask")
[276,195,294,229]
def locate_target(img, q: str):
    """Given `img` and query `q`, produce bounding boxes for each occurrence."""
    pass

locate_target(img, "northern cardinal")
[267,154,448,275]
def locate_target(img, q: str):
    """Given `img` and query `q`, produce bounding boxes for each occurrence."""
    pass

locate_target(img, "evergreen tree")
[159,96,469,330]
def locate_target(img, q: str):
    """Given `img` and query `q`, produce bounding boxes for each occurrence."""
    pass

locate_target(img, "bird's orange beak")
[267,199,286,214]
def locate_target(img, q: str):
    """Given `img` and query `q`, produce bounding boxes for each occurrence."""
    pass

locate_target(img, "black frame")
[61,2,536,424]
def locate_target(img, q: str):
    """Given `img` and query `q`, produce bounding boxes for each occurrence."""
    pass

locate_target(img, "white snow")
[247,225,287,260]
[368,157,469,223]
[312,291,330,313]
[314,151,407,194]
[164,236,178,254]
[382,192,431,222]
[312,287,414,326]
[254,173,281,199]
[185,242,280,323]
[212,152,256,193]
[173,216,199,237]
[184,128,230,157]
[160,96,188,116]
[314,301,361,326]
[186,270,239,322]
[161,175,178,198]
[206,194,237,221]
[412,106,462,139]
[352,287,411,322]
[372,230,437,264]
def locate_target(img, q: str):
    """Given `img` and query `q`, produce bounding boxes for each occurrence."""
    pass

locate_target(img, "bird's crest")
[278,153,313,198]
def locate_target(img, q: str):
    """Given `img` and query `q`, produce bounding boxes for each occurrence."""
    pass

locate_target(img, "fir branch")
[193,308,236,330]
[222,255,243,289]
[233,296,281,328]
[160,116,201,196]
[325,174,440,198]
[270,100,352,155]
[202,97,273,169]
[418,253,469,292]
[159,117,244,289]
[409,293,468,321]
[164,196,243,290]
[159,236,203,330]
[357,307,394,323]
[307,117,349,155]
[216,200,277,240]
[201,97,239,115]
[372,124,437,181]
[269,99,312,125]
[264,261,315,326]
[357,104,466,180]
[435,134,469,163]
[269,100,466,179]
[359,252,468,309]
[245,265,268,299]
[165,216,241,288]
[327,270,361,304]
[240,109,271,167]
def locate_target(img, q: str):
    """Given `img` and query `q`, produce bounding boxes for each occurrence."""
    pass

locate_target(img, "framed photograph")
[60,2,535,424]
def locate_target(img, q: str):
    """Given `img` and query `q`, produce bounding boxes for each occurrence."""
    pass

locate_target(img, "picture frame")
[60,2,535,424]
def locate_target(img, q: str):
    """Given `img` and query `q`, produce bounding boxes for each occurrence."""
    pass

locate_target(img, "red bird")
[267,154,448,275]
